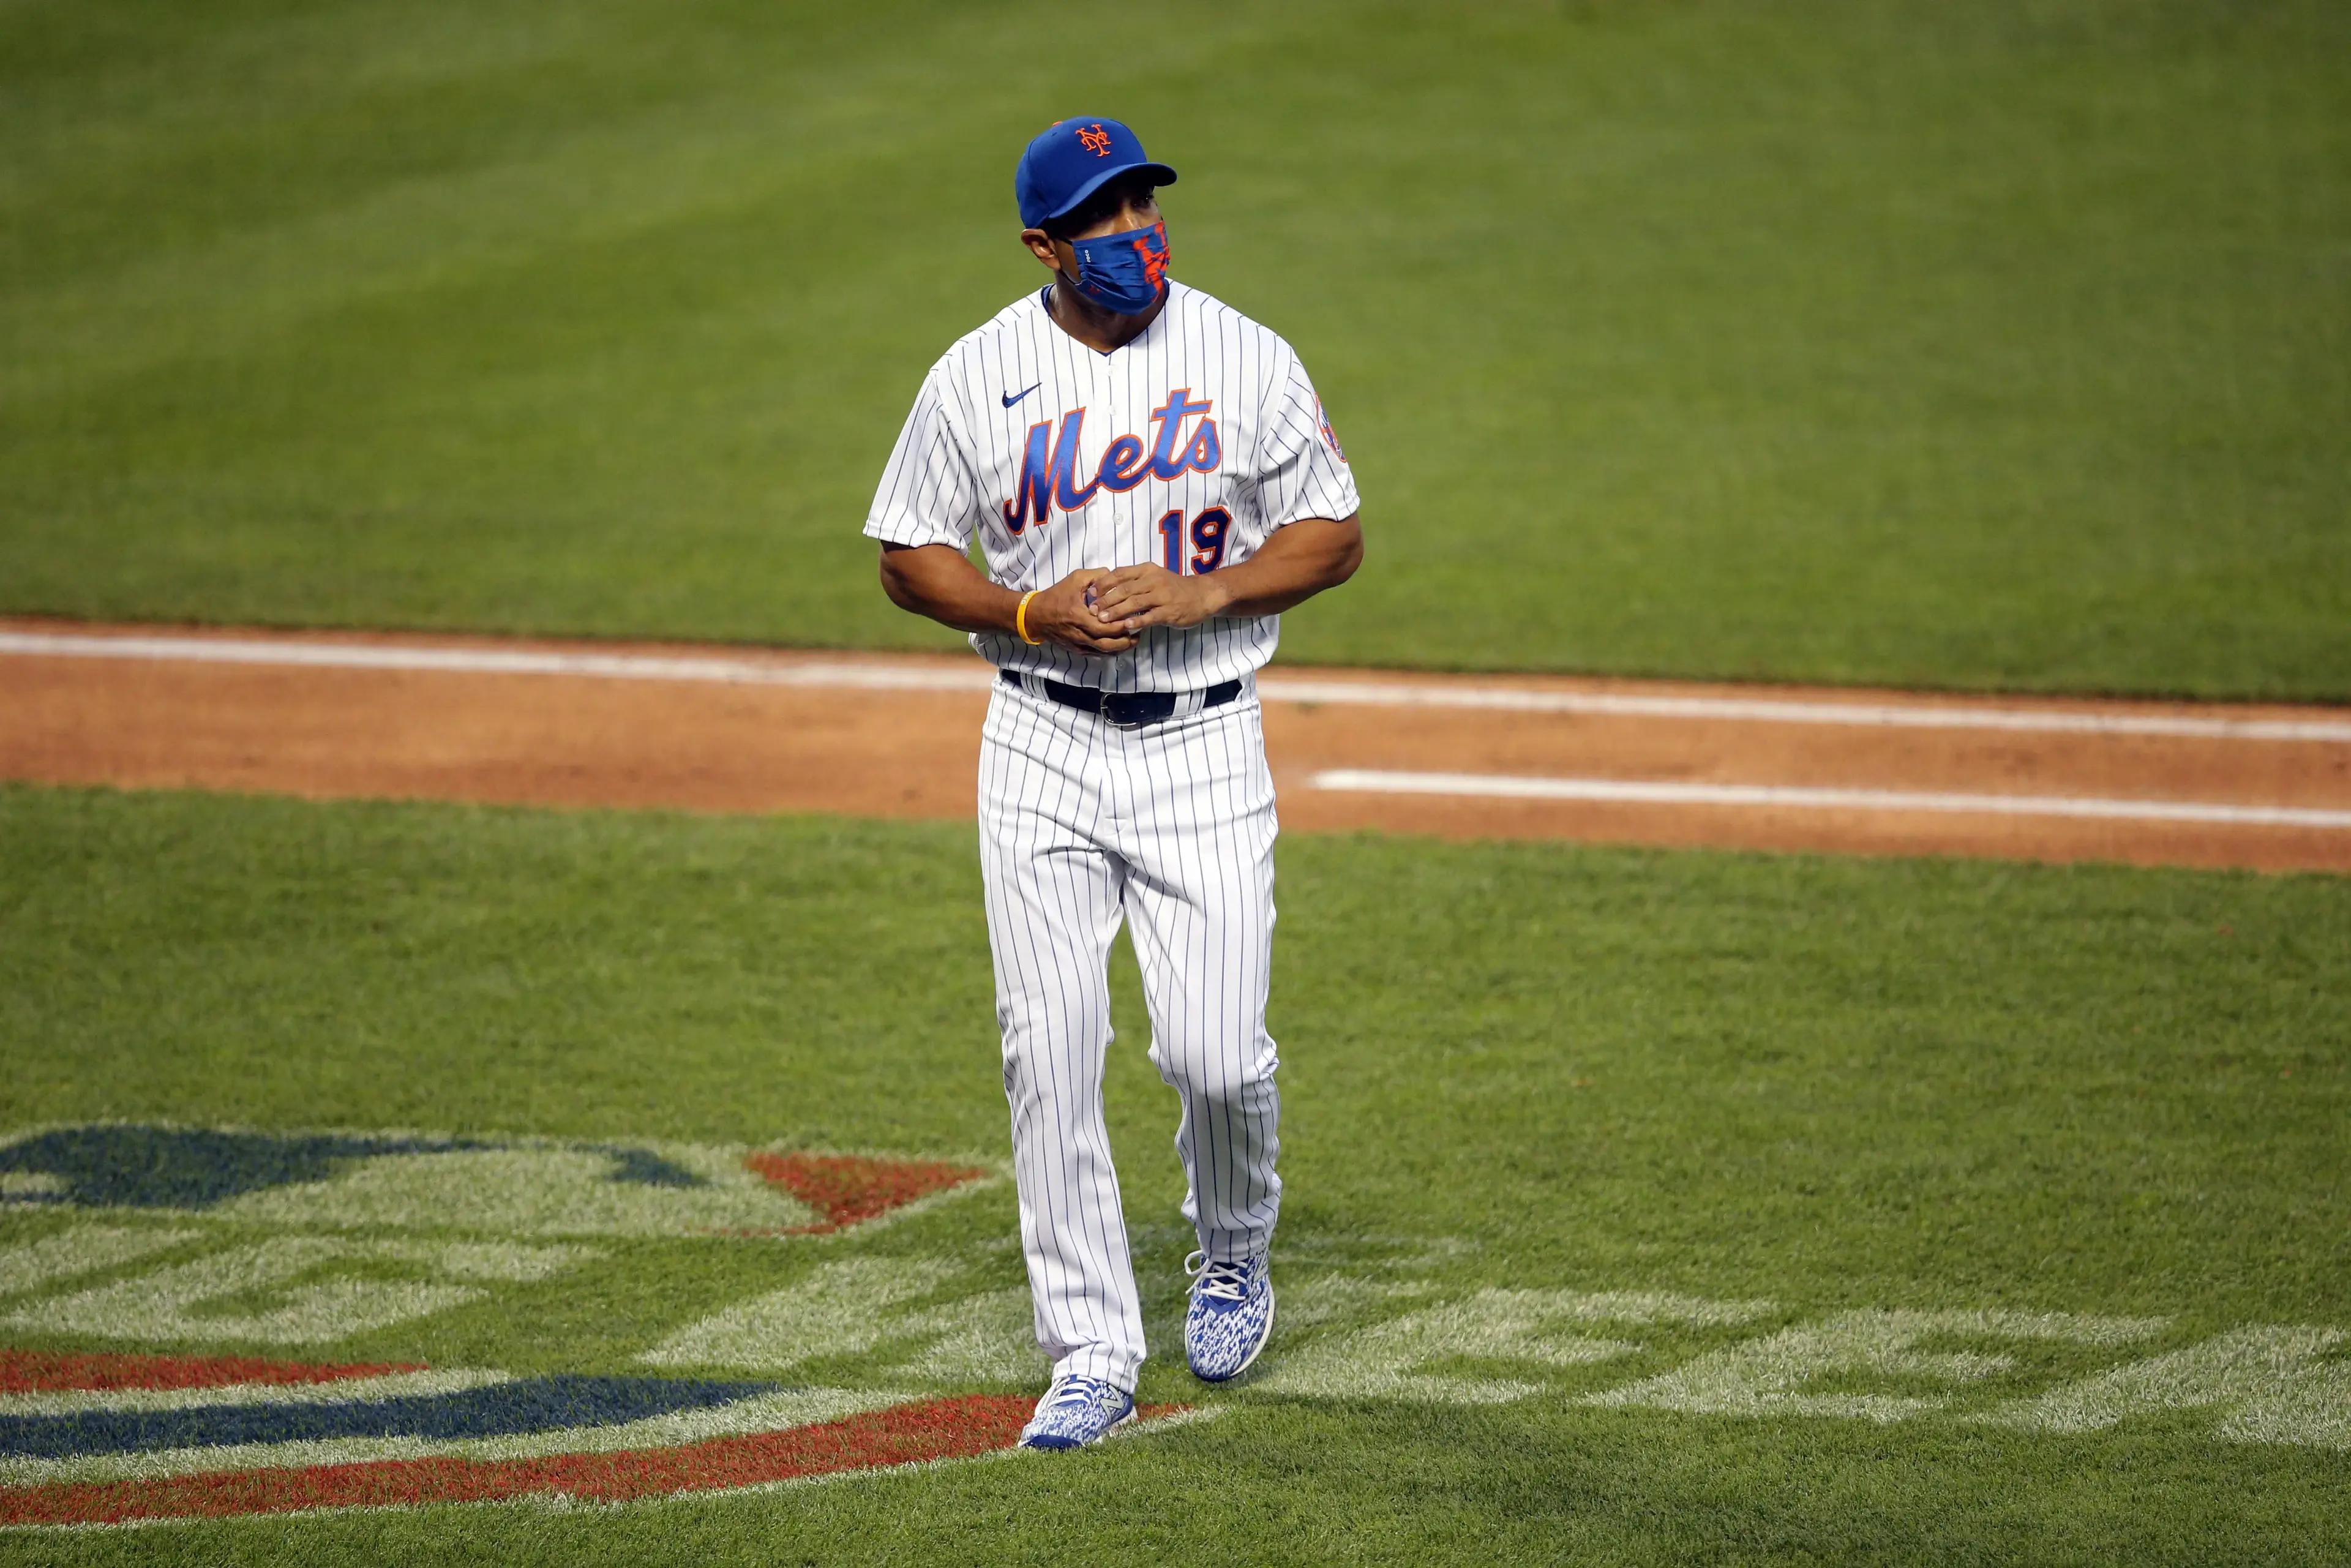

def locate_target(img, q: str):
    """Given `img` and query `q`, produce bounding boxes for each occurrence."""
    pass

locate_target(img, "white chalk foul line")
[1258,678,2351,744]
[1309,771,2351,831]
[0,633,996,695]
[5,631,2348,744]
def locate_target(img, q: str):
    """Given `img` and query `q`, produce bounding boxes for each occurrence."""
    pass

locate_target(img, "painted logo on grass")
[0,1124,989,1238]
[0,1124,1018,1353]
[0,1125,1077,1527]
[6,1123,2349,1527]
[0,1348,1190,1529]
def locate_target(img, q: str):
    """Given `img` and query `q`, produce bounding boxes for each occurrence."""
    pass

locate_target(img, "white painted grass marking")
[1274,1276,1435,1333]
[1253,1287,1778,1405]
[0,1387,912,1489]
[640,1258,954,1371]
[1252,1288,2349,1449]
[902,1287,1050,1386]
[643,1258,1044,1385]
[0,1368,514,1419]
[2,1237,596,1345]
[1581,1309,2170,1424]
[9,629,2349,743]
[1982,1324,2351,1448]
[1310,771,2351,830]
[211,1143,820,1239]
[0,1226,200,1297]
[1528,1291,1783,1330]
[0,1174,67,1199]
[0,1130,826,1243]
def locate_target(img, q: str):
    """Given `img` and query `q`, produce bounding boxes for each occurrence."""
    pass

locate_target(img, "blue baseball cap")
[1015,118,1178,231]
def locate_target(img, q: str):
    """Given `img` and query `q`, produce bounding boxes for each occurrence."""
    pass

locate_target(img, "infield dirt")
[2,618,2346,874]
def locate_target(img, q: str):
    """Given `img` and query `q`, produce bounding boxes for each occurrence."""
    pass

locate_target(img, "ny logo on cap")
[1078,123,1112,156]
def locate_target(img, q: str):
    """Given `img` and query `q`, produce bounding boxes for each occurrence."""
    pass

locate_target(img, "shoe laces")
[1185,1250,1254,1304]
[1045,1375,1109,1408]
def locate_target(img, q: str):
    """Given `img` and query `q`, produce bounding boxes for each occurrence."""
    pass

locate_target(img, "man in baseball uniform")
[864,117,1361,1449]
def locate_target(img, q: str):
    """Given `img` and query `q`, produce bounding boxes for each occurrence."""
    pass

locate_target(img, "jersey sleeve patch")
[1315,397,1348,463]
[1257,349,1361,529]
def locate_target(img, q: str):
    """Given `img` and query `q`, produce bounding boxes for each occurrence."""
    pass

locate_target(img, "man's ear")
[1021,227,1060,271]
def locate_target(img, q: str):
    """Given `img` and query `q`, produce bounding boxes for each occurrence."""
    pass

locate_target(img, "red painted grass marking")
[0,1352,424,1397]
[743,1152,990,1234]
[0,1395,1053,1526]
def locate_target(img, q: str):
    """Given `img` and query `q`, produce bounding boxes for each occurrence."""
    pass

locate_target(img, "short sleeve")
[1254,347,1360,530]
[864,364,984,550]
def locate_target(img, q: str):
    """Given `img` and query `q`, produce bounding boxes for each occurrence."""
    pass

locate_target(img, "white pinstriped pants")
[978,675,1283,1392]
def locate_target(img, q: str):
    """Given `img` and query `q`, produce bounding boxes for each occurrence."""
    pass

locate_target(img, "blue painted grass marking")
[0,1376,779,1460]
[0,1128,478,1212]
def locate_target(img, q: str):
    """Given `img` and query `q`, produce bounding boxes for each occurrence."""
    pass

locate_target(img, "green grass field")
[3,784,2347,1562]
[5,0,2349,1559]
[3,0,2347,697]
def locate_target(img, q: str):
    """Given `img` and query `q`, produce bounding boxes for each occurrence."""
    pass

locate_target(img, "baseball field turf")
[3,0,2349,1562]
[3,784,2349,1562]
[2,0,2347,697]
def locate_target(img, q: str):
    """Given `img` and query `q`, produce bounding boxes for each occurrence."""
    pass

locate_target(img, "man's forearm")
[1194,515,1363,619]
[880,511,1360,658]
[879,544,1144,655]
[878,543,1019,636]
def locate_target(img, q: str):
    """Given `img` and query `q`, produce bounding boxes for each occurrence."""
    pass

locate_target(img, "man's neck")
[1046,278,1166,355]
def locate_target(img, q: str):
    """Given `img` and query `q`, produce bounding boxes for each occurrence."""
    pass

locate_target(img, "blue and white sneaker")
[1017,1375,1136,1450]
[1183,1250,1274,1382]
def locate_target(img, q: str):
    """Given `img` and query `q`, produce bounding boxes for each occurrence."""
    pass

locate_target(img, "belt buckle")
[1100,695,1151,731]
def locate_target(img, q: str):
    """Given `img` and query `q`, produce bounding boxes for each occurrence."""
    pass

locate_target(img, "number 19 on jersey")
[1157,506,1232,575]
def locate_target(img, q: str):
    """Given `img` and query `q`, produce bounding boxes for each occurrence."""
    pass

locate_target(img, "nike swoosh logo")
[1002,383,1043,408]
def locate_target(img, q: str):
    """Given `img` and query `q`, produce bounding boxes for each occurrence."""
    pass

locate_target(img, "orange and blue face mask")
[1066,220,1171,315]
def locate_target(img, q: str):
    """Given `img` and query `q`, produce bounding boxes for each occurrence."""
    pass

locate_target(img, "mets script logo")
[1078,123,1112,156]
[1001,388,1221,534]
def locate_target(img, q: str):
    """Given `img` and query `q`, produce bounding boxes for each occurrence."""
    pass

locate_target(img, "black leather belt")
[1000,669,1242,729]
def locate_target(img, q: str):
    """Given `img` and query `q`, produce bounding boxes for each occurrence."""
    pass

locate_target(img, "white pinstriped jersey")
[864,280,1359,692]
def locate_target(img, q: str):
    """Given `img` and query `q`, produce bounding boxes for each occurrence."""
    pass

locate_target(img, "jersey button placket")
[1094,338,1131,836]
[1084,353,1122,693]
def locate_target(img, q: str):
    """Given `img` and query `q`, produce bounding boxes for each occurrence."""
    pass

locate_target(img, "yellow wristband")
[1016,590,1042,645]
